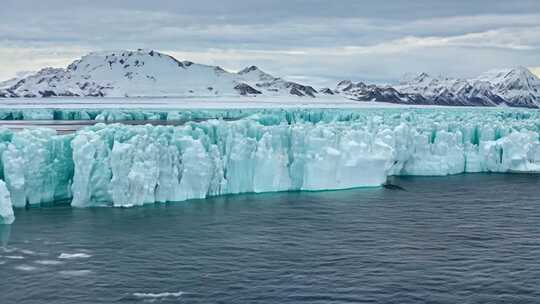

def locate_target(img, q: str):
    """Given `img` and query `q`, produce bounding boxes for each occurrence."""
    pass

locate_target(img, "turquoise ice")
[1,108,540,223]
[0,180,14,224]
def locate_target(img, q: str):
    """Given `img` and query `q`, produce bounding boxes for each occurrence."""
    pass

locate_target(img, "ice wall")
[68,120,394,207]
[0,180,14,224]
[0,108,540,215]
[0,108,253,121]
[2,129,73,207]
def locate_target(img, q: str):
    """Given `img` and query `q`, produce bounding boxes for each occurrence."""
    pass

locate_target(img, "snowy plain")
[0,96,416,109]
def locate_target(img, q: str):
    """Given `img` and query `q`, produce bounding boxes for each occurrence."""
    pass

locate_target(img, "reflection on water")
[0,224,10,247]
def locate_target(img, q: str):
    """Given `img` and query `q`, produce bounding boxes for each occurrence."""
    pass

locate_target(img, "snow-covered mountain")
[0,49,317,98]
[0,71,34,90]
[334,80,426,104]
[473,67,540,107]
[1,49,539,108]
[397,67,539,107]
[335,67,540,108]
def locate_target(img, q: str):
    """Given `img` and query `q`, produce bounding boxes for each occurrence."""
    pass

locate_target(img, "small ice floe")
[35,260,63,265]
[43,241,64,245]
[19,249,37,255]
[14,265,38,271]
[1,246,16,253]
[133,290,184,301]
[5,255,24,259]
[58,252,92,259]
[58,270,92,276]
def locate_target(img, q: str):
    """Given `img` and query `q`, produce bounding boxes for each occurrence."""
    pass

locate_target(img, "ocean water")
[2,173,540,303]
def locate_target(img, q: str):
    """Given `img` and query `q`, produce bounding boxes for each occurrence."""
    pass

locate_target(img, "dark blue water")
[2,174,540,303]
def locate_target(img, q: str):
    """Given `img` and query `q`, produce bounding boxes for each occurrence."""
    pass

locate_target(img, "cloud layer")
[1,0,539,85]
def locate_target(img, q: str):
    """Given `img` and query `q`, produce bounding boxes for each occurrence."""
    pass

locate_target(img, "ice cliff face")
[69,119,392,207]
[0,181,14,224]
[1,108,540,222]
[0,49,317,98]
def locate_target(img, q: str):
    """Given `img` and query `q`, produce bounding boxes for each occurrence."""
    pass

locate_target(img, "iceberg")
[0,108,540,218]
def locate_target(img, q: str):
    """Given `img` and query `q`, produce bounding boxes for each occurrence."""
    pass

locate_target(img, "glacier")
[1,108,540,223]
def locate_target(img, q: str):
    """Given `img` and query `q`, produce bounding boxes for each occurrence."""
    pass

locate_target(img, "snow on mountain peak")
[399,72,434,85]
[238,65,261,74]
[1,49,539,107]
[0,49,317,98]
[237,65,279,83]
[471,67,540,106]
[392,67,540,107]
[336,80,354,91]
[475,67,540,90]
[412,72,432,83]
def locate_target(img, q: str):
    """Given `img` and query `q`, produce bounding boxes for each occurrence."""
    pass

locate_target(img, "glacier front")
[1,108,540,221]
[0,180,14,224]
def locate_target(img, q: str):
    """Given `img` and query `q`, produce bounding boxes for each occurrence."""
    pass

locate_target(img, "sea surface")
[2,174,540,303]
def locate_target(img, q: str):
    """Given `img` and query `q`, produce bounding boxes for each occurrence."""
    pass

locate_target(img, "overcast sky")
[1,0,539,85]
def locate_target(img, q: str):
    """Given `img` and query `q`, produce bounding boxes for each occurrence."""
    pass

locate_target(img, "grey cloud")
[0,0,539,83]
[4,0,540,21]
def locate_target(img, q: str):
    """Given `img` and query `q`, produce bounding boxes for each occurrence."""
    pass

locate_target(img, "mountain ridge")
[1,49,539,108]
[337,66,540,108]
[0,49,317,99]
